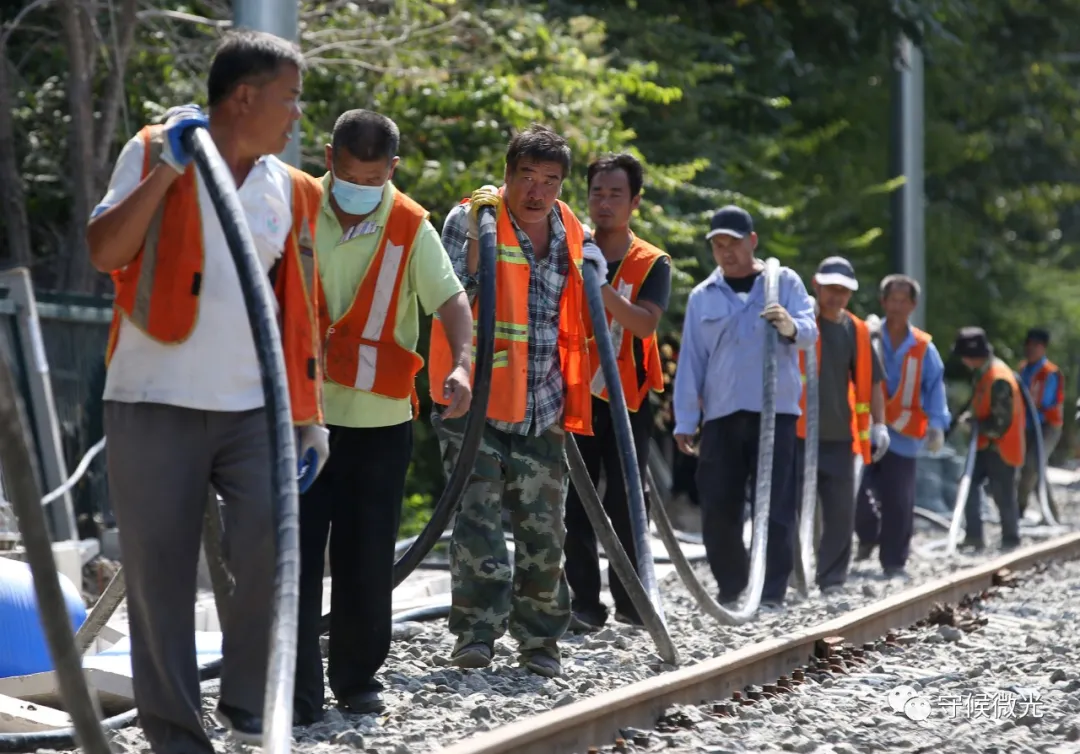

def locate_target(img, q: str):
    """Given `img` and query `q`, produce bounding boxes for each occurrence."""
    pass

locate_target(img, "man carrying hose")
[429,123,606,678]
[952,327,1024,550]
[672,206,817,610]
[855,275,950,577]
[86,30,328,750]
[564,153,671,632]
[796,257,888,594]
[292,110,474,720]
[1016,327,1063,520]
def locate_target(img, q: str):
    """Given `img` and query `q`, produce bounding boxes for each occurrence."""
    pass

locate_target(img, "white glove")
[582,240,608,282]
[925,427,945,453]
[761,303,796,339]
[870,423,890,462]
[296,425,330,494]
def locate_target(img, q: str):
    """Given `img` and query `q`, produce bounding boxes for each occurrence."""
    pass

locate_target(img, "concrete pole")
[889,35,926,328]
[233,0,301,167]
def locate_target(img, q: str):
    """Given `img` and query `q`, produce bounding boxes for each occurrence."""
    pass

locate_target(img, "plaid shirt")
[442,202,569,436]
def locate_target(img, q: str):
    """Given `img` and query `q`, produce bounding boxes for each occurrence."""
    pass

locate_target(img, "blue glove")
[296,425,330,494]
[160,103,209,174]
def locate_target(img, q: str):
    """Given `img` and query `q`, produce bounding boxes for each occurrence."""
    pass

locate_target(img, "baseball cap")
[1025,327,1050,346]
[813,256,859,291]
[952,327,992,358]
[706,206,754,241]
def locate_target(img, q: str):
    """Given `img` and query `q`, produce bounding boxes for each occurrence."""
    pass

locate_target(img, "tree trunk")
[0,56,32,270]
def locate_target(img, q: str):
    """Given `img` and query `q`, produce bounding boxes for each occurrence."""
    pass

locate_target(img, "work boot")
[960,537,985,553]
[214,703,262,745]
[451,642,493,669]
[338,689,386,715]
[568,605,606,633]
[613,610,645,628]
[883,567,910,582]
[855,542,874,561]
[521,651,561,678]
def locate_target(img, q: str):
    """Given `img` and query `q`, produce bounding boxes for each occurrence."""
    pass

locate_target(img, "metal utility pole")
[889,35,926,328]
[233,0,301,167]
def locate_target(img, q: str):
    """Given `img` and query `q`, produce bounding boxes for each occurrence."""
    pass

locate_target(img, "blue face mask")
[331,173,384,215]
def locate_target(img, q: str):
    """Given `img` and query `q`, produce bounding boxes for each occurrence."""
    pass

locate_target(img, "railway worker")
[292,110,474,721]
[1017,327,1064,519]
[672,206,817,610]
[854,274,949,577]
[564,153,672,632]
[86,30,326,750]
[429,123,604,678]
[795,257,889,594]
[952,327,1025,550]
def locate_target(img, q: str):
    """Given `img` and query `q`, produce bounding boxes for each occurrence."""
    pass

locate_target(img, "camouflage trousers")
[432,412,570,661]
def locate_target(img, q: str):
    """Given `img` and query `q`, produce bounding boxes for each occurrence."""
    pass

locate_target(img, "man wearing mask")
[564,153,671,631]
[952,327,1025,550]
[672,206,817,609]
[293,109,474,721]
[1017,327,1064,519]
[796,257,888,594]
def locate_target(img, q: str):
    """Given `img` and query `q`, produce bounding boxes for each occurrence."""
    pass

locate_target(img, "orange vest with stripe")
[1019,358,1064,427]
[584,235,667,413]
[795,312,873,463]
[317,187,427,417]
[105,124,323,425]
[884,327,932,439]
[428,197,593,435]
[974,357,1025,467]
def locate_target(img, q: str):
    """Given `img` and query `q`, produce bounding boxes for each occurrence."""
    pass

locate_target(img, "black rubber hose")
[0,346,110,754]
[184,127,299,752]
[390,205,498,587]
[579,260,664,621]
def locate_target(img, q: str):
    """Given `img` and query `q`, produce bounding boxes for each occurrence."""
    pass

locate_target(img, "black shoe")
[214,702,263,745]
[568,606,607,633]
[855,543,874,561]
[613,610,644,627]
[292,705,324,727]
[338,689,386,715]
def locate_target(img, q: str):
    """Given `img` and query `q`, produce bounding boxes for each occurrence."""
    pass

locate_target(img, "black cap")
[1025,327,1050,346]
[813,256,858,291]
[706,205,754,241]
[952,327,992,358]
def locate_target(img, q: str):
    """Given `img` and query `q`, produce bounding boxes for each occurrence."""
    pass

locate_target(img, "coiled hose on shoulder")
[646,258,781,625]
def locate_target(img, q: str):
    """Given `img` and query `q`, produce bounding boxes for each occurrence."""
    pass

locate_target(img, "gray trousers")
[796,439,857,588]
[963,448,1020,546]
[1018,423,1061,517]
[105,401,275,754]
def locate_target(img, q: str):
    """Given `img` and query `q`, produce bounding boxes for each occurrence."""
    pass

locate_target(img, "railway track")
[442,531,1080,754]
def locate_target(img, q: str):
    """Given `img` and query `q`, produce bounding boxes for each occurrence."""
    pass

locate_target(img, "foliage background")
[3,0,1079,531]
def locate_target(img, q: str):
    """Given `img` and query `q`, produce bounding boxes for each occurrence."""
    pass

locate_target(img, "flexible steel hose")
[945,420,980,555]
[793,341,819,597]
[1014,374,1059,528]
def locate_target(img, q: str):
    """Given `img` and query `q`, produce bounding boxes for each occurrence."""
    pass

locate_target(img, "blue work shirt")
[879,326,951,458]
[1019,357,1060,429]
[673,265,817,435]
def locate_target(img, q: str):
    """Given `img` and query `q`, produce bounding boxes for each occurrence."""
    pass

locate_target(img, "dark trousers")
[963,448,1020,546]
[855,450,917,569]
[696,411,798,603]
[795,439,857,588]
[564,397,653,621]
[294,422,412,718]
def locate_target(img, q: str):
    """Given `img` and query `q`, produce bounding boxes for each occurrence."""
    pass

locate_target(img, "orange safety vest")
[796,312,873,463]
[1019,358,1064,428]
[884,326,932,439]
[585,234,667,413]
[317,186,427,417]
[105,124,323,425]
[973,357,1026,467]
[428,195,593,435]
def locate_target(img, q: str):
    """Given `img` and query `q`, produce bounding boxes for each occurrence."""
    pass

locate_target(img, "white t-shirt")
[94,134,294,412]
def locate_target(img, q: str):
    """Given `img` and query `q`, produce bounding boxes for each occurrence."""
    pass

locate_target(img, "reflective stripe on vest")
[974,358,1026,467]
[884,327,932,439]
[106,124,323,425]
[318,187,426,411]
[586,235,667,412]
[427,194,593,435]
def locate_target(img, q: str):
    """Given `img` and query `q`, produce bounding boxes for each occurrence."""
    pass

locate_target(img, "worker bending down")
[795,257,888,594]
[564,153,671,631]
[1017,327,1063,520]
[293,110,473,721]
[855,275,949,577]
[952,327,1025,550]
[672,206,817,609]
[86,31,327,751]
[430,124,605,677]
